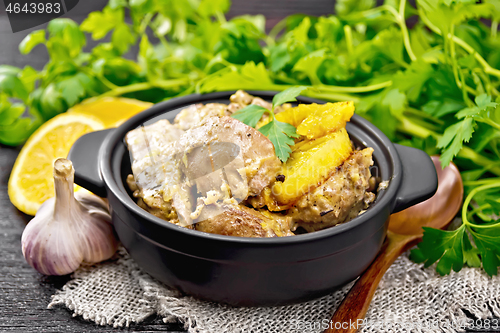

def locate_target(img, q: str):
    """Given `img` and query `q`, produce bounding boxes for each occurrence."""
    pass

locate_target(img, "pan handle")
[67,129,115,197]
[391,144,438,213]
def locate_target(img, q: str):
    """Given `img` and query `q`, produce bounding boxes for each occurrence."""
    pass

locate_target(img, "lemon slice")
[8,113,105,215]
[69,97,153,127]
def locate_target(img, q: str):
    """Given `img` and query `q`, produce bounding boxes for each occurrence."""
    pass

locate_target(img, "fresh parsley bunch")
[1,0,500,275]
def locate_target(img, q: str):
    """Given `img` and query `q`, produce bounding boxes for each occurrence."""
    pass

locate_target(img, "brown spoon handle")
[324,231,420,333]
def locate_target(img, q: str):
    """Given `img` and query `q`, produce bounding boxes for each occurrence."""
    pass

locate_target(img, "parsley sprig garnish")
[231,86,307,162]
[411,179,500,276]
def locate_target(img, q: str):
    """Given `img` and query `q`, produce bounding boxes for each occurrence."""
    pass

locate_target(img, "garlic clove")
[21,158,118,276]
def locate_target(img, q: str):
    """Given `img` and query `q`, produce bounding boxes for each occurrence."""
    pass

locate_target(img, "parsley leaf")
[258,119,300,162]
[470,222,500,276]
[438,94,498,167]
[231,87,306,162]
[19,30,46,54]
[232,104,267,128]
[292,50,327,85]
[272,86,308,110]
[437,118,475,167]
[413,179,500,276]
[335,0,375,16]
[410,227,465,275]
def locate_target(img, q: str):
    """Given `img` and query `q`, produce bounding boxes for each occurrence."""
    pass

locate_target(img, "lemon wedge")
[9,97,153,215]
[69,97,152,127]
[8,113,105,215]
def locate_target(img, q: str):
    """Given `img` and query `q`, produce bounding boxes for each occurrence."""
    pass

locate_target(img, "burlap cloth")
[48,246,500,332]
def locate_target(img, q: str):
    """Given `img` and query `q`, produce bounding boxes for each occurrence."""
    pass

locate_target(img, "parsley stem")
[383,5,399,19]
[464,178,500,186]
[476,118,500,131]
[98,75,119,90]
[462,181,500,227]
[344,25,354,56]
[405,107,444,125]
[101,82,152,97]
[492,20,498,38]
[449,24,471,104]
[342,3,416,61]
[419,8,500,79]
[215,11,227,25]
[343,5,394,21]
[317,81,392,93]
[264,108,276,120]
[100,78,190,97]
[139,13,154,35]
[269,18,288,41]
[457,147,500,177]
[452,36,500,79]
[398,0,417,62]
[305,91,360,103]
[397,116,434,138]
[468,202,499,220]
[81,68,118,91]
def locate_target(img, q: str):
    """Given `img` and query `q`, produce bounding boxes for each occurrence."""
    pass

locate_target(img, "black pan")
[68,91,437,306]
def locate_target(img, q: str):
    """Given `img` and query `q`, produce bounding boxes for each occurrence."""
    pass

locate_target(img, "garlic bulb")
[21,158,118,275]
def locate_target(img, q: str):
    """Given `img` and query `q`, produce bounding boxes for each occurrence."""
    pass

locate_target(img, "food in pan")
[125,91,377,237]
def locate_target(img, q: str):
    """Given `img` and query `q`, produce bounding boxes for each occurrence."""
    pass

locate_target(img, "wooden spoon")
[325,156,463,333]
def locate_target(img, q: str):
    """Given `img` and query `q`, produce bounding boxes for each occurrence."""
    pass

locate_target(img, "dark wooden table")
[0,1,334,332]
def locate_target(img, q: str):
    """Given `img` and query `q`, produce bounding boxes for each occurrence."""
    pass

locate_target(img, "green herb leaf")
[48,19,86,56]
[198,0,231,17]
[372,27,404,64]
[108,0,127,9]
[0,116,42,146]
[58,75,86,106]
[410,227,465,275]
[470,223,500,276]
[0,74,29,102]
[381,89,407,117]
[335,0,375,16]
[231,88,303,161]
[0,65,20,76]
[462,232,481,268]
[231,104,268,128]
[258,119,299,162]
[18,66,38,92]
[0,101,25,126]
[485,199,500,212]
[475,94,498,111]
[272,86,308,110]
[198,62,273,93]
[437,118,475,167]
[112,23,136,54]
[292,49,327,85]
[39,84,67,120]
[19,30,46,54]
[81,7,122,40]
